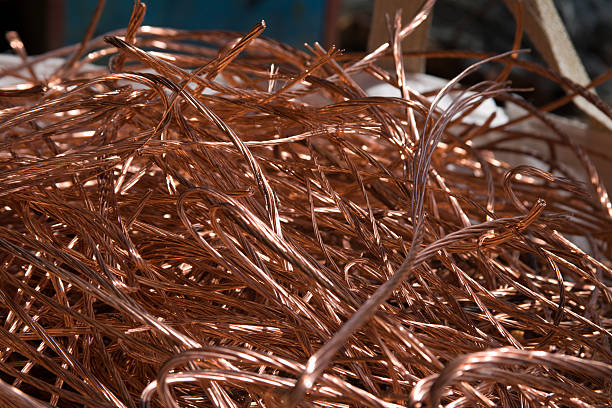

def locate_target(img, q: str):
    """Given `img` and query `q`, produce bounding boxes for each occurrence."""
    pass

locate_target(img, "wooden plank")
[503,0,612,133]
[367,0,431,72]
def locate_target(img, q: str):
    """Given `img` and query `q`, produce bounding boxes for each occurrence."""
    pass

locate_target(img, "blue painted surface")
[64,0,326,50]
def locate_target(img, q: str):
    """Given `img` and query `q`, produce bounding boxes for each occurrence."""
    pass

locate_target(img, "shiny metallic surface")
[0,2,610,406]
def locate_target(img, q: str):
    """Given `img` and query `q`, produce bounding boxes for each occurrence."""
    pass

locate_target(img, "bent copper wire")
[409,348,612,407]
[0,2,610,407]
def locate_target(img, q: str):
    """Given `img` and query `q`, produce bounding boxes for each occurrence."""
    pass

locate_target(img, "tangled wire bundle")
[0,1,611,407]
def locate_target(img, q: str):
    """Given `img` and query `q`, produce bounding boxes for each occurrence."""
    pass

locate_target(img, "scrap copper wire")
[0,1,611,407]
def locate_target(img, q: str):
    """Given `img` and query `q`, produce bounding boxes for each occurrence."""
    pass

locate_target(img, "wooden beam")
[503,0,612,133]
[367,0,431,72]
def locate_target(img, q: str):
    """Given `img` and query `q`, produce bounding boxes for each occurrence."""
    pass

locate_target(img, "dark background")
[1,0,611,106]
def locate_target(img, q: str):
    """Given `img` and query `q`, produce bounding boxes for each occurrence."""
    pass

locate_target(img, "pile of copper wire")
[0,1,611,407]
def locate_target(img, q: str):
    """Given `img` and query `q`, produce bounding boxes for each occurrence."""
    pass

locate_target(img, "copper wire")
[0,2,610,407]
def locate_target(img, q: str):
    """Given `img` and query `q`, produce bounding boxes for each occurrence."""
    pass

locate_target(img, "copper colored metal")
[0,2,610,407]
